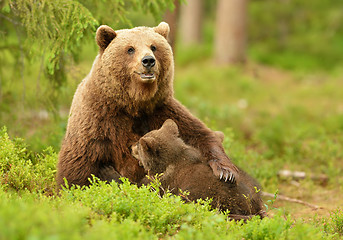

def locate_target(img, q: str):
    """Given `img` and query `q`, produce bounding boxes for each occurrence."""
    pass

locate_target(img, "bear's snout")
[142,56,156,69]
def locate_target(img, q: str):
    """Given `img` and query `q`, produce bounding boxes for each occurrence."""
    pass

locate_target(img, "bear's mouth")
[134,71,156,83]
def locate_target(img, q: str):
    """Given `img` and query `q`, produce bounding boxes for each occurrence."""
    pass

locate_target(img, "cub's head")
[95,22,174,107]
[131,119,185,175]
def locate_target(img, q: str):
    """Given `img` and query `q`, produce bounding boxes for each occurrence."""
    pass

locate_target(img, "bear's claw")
[221,170,235,183]
[209,160,237,184]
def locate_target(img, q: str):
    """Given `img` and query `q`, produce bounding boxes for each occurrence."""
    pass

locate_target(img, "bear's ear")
[153,22,170,39]
[96,25,117,52]
[162,119,179,137]
[140,137,157,154]
[214,131,225,143]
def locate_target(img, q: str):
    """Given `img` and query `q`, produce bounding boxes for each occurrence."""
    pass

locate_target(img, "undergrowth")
[0,127,56,193]
[0,127,342,239]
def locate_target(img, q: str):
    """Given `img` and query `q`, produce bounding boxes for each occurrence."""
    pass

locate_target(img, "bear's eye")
[150,45,156,52]
[127,47,135,55]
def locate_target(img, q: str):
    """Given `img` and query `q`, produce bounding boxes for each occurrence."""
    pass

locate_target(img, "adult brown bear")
[56,22,238,189]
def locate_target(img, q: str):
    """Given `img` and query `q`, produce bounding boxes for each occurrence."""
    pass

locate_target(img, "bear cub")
[132,119,265,220]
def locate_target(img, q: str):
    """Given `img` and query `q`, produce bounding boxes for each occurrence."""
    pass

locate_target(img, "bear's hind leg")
[98,165,123,184]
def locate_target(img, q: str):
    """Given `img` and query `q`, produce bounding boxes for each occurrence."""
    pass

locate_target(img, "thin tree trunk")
[179,0,203,45]
[278,0,290,47]
[215,0,247,64]
[163,0,180,53]
[0,74,2,103]
[36,50,46,95]
[15,25,26,103]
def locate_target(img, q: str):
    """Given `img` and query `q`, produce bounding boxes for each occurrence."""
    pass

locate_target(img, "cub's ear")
[139,137,157,153]
[153,22,170,39]
[96,25,117,53]
[162,119,179,137]
[214,131,225,143]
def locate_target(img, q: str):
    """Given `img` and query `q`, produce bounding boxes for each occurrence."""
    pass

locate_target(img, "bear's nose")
[142,56,156,69]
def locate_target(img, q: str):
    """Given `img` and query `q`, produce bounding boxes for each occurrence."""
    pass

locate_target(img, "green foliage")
[249,0,343,71]
[1,0,97,87]
[82,0,175,26]
[0,187,156,240]
[323,209,343,237]
[0,0,175,88]
[0,126,56,192]
[63,176,222,236]
[233,213,320,240]
[0,126,341,239]
[61,178,333,239]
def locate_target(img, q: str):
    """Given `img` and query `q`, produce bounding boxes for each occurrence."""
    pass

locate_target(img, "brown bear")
[132,119,265,220]
[56,22,239,189]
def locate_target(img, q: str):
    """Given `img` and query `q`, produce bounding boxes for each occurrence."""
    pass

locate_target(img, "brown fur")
[132,119,265,218]
[56,22,238,189]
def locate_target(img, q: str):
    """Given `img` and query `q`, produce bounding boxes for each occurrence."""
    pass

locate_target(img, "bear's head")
[94,22,174,113]
[132,119,198,175]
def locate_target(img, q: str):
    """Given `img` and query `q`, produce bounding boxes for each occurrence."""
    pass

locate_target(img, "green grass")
[0,130,339,239]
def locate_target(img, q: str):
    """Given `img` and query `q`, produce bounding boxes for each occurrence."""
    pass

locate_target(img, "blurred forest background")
[1,0,343,150]
[1,0,343,233]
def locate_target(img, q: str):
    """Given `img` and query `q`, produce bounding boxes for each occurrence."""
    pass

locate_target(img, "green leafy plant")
[0,0,176,88]
[0,126,56,193]
[323,208,343,237]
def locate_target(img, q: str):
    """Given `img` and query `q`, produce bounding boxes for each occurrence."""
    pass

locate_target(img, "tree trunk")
[163,0,180,53]
[215,0,247,64]
[179,0,203,45]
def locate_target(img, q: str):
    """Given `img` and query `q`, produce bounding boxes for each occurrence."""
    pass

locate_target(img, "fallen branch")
[261,191,322,210]
[278,170,329,186]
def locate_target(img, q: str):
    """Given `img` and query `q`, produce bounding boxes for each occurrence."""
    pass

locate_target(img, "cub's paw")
[98,165,122,183]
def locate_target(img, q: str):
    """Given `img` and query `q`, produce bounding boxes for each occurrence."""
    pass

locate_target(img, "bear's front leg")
[209,131,238,182]
[155,99,239,183]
